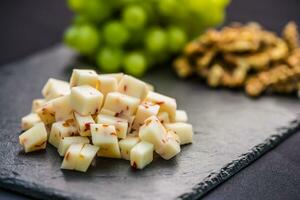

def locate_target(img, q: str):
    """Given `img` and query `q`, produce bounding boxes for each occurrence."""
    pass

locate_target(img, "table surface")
[0,0,300,199]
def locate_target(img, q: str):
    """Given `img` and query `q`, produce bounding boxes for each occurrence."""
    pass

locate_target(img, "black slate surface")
[0,45,300,200]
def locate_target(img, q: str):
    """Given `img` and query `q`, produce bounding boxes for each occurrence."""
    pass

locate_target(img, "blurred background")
[0,0,300,199]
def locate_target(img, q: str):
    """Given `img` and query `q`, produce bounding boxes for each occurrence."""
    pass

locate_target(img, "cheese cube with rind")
[119,136,140,160]
[157,111,170,124]
[36,101,56,125]
[42,78,70,100]
[31,99,47,113]
[98,75,118,97]
[175,110,188,123]
[19,122,48,153]
[144,91,177,121]
[102,92,140,117]
[75,144,99,172]
[69,69,99,88]
[139,116,166,149]
[90,124,121,158]
[70,85,103,116]
[21,113,41,131]
[49,120,78,148]
[156,130,181,160]
[118,75,149,99]
[61,143,84,170]
[164,123,194,145]
[96,114,128,139]
[52,95,73,121]
[132,102,160,131]
[130,141,154,169]
[74,112,95,136]
[58,136,90,156]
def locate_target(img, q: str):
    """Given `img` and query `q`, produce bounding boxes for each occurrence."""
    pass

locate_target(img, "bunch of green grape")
[64,0,230,77]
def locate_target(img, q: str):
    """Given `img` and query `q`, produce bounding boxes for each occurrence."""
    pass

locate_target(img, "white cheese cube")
[58,136,90,156]
[146,82,154,91]
[31,99,47,113]
[102,92,140,117]
[21,113,41,131]
[69,69,99,89]
[156,130,181,160]
[118,75,149,99]
[100,108,117,116]
[49,120,78,148]
[37,101,56,125]
[61,143,84,170]
[130,141,153,169]
[90,124,121,158]
[119,136,140,160]
[98,75,118,97]
[157,111,170,124]
[144,91,177,122]
[132,102,160,131]
[42,78,70,100]
[165,122,194,145]
[52,95,73,121]
[75,144,99,172]
[96,114,128,139]
[175,110,188,122]
[19,122,48,153]
[138,116,166,149]
[70,85,103,115]
[104,73,124,82]
[73,112,95,136]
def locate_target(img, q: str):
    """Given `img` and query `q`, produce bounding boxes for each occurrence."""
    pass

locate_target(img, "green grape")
[103,21,129,46]
[97,47,123,72]
[76,25,100,54]
[186,0,210,13]
[64,26,79,47]
[122,5,147,29]
[67,0,84,12]
[145,28,167,53]
[73,15,89,26]
[201,6,225,26]
[81,0,111,22]
[158,0,177,16]
[123,52,147,77]
[167,26,187,52]
[210,0,231,8]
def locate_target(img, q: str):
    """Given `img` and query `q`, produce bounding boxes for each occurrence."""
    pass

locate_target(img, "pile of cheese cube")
[19,69,194,172]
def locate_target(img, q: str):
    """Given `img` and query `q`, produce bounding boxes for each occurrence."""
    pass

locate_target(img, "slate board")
[0,45,300,200]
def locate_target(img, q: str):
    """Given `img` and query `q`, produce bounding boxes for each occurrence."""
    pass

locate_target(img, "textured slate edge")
[178,115,300,200]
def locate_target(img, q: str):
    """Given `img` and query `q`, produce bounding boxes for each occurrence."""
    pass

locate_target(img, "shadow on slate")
[0,45,300,200]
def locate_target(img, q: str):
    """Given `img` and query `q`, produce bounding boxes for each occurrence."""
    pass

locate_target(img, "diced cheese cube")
[52,95,73,121]
[90,124,121,158]
[98,75,118,97]
[61,143,84,170]
[42,78,70,100]
[21,113,41,131]
[37,101,56,125]
[175,110,188,123]
[100,108,117,116]
[49,120,78,148]
[102,92,140,117]
[126,115,135,134]
[130,141,153,169]
[146,82,154,91]
[119,136,140,160]
[156,130,181,160]
[73,112,95,136]
[75,144,99,172]
[157,111,170,124]
[104,73,124,82]
[138,116,166,149]
[70,85,103,115]
[118,75,149,99]
[132,102,160,131]
[144,91,177,122]
[164,123,194,145]
[96,114,128,139]
[31,99,46,113]
[19,122,48,153]
[58,136,90,156]
[69,69,99,89]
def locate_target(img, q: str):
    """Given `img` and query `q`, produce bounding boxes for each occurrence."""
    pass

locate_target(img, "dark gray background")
[0,0,300,199]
